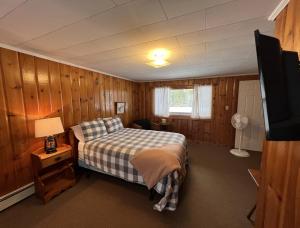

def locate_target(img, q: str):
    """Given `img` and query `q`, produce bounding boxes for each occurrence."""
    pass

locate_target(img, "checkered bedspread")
[82,128,187,211]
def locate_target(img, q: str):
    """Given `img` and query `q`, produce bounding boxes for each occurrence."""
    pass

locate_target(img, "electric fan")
[230,113,249,157]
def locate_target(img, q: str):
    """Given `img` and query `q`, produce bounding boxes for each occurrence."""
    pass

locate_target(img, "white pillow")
[71,125,85,142]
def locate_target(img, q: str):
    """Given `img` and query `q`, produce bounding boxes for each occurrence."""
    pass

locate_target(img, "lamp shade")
[35,117,64,138]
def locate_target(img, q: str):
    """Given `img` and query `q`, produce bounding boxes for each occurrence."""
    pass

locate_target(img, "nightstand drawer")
[41,150,72,168]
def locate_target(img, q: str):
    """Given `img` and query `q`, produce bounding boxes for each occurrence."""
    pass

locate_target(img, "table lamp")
[35,117,64,153]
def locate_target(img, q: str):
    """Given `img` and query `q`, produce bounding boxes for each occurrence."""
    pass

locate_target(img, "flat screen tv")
[255,30,300,140]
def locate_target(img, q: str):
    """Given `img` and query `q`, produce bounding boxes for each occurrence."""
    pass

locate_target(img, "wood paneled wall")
[135,75,258,146]
[256,141,300,228]
[275,0,300,56]
[0,47,138,196]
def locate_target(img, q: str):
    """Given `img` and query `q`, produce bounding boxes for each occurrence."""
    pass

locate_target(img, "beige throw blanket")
[130,144,184,189]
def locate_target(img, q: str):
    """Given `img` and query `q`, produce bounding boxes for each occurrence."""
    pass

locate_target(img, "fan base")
[230,149,250,157]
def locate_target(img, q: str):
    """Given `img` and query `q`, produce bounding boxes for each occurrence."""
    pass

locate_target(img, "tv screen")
[255,30,300,140]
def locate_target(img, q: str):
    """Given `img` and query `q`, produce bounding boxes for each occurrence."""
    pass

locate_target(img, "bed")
[69,127,188,211]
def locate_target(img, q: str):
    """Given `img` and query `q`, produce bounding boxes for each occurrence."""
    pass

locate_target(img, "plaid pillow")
[103,117,124,133]
[80,119,108,142]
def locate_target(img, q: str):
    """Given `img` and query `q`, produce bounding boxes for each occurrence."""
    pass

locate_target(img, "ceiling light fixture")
[147,59,170,68]
[147,48,171,68]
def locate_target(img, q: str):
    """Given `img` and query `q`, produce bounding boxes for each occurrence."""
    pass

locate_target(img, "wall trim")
[0,183,34,212]
[137,73,258,83]
[0,42,135,82]
[268,0,289,21]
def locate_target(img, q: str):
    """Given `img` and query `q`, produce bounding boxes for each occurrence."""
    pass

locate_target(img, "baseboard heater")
[0,183,34,212]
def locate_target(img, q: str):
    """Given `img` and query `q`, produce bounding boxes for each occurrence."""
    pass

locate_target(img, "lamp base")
[44,136,57,154]
[45,148,57,154]
[230,149,250,157]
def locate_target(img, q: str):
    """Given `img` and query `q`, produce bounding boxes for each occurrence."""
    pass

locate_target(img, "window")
[169,89,193,115]
[154,85,213,118]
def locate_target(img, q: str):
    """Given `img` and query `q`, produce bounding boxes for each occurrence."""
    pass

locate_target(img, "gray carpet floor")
[0,143,261,228]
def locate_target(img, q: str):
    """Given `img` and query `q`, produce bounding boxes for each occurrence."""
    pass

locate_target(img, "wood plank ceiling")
[0,0,279,81]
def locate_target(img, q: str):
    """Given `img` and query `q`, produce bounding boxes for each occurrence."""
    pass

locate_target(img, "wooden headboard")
[68,128,79,169]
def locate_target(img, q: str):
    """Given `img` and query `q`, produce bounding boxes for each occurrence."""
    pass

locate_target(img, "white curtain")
[154,87,170,117]
[192,85,212,119]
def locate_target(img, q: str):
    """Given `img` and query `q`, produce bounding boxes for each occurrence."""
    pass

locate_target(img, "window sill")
[154,114,212,120]
[191,117,212,121]
[168,115,212,121]
[169,112,191,116]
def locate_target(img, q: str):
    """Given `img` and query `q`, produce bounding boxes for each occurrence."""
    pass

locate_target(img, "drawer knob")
[55,156,62,161]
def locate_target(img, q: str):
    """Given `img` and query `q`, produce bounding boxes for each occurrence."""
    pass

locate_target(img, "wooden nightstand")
[31,144,76,203]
